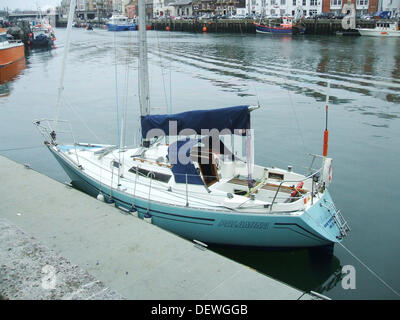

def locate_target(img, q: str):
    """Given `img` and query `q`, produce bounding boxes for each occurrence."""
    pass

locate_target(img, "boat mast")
[54,0,76,134]
[138,0,150,122]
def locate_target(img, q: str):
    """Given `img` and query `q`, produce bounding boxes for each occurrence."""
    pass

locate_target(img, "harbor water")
[1,28,399,299]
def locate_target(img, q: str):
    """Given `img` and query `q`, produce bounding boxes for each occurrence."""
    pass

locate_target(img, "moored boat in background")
[0,28,25,67]
[28,19,56,49]
[357,20,400,37]
[0,27,25,97]
[255,17,305,35]
[106,14,137,31]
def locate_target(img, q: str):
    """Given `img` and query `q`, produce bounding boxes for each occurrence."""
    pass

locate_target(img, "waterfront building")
[321,0,384,15]
[215,0,246,15]
[153,0,176,17]
[170,0,194,16]
[245,0,322,17]
[380,0,400,16]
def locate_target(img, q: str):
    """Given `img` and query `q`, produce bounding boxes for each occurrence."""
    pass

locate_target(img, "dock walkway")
[0,155,313,300]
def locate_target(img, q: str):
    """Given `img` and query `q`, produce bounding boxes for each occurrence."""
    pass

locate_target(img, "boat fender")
[97,193,105,202]
[143,212,152,224]
[105,197,114,204]
[290,181,304,198]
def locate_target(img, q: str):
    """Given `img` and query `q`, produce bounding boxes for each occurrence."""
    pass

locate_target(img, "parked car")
[360,14,373,20]
[315,12,335,19]
[334,13,346,19]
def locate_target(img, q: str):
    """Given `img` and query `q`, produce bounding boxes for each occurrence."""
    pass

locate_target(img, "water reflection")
[148,33,400,107]
[210,245,342,294]
[0,57,26,97]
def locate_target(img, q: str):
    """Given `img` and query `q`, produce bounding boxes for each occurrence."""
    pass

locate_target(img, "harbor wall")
[151,18,376,35]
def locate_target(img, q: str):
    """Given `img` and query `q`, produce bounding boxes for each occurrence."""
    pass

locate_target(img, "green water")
[1,28,399,299]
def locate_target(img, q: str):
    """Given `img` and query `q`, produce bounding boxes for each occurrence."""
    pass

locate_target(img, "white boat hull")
[357,28,400,37]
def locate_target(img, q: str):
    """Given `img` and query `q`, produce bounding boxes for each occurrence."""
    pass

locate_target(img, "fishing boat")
[255,16,305,35]
[1,28,26,97]
[356,20,400,37]
[0,28,25,68]
[106,14,137,31]
[29,19,56,49]
[34,0,349,251]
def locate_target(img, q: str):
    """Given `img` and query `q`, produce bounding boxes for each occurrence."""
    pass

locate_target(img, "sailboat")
[34,0,349,251]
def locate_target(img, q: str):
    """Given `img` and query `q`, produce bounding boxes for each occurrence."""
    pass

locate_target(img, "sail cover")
[141,105,249,138]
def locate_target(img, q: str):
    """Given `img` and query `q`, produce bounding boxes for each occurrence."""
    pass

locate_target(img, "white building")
[381,0,400,16]
[153,0,176,17]
[246,0,323,17]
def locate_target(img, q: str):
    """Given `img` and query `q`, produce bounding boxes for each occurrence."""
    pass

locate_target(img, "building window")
[331,0,342,5]
[281,0,286,5]
[309,9,317,16]
[310,0,317,5]
[302,0,306,6]
[357,0,369,5]
[293,0,296,5]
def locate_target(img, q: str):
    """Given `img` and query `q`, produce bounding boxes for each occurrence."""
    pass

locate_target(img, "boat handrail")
[33,118,77,145]
[269,168,322,212]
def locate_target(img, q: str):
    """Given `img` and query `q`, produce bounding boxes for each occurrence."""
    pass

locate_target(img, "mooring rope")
[0,146,43,152]
[304,208,400,298]
[337,242,400,297]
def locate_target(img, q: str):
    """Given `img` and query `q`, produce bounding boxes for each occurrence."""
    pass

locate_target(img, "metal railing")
[269,169,322,212]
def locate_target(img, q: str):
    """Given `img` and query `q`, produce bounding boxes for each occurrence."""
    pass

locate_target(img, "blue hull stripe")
[144,213,214,226]
[274,223,327,241]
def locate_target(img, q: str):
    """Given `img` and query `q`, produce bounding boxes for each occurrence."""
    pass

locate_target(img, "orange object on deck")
[166,26,170,31]
[202,26,207,32]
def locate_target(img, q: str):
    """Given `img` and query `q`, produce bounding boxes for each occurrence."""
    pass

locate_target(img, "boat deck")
[228,178,309,194]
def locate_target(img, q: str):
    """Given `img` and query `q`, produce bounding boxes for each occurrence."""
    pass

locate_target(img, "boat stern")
[301,190,350,244]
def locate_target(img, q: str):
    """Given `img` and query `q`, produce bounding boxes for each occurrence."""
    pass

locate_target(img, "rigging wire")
[238,24,260,107]
[62,96,104,143]
[287,88,308,154]
[154,27,170,112]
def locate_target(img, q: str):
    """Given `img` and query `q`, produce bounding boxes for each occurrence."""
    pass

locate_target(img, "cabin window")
[0,34,6,42]
[112,160,120,168]
[128,166,171,183]
[234,189,247,196]
[268,172,284,180]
